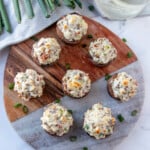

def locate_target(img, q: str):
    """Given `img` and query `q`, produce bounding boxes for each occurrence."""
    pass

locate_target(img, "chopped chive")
[105,74,112,81]
[69,136,77,142]
[9,83,15,90]
[74,0,82,9]
[88,5,95,11]
[22,105,29,114]
[55,99,61,103]
[68,109,73,114]
[14,103,22,108]
[65,63,71,70]
[127,51,133,58]
[117,114,124,122]
[84,124,89,130]
[131,110,138,116]
[81,44,87,48]
[30,36,38,41]
[122,38,127,42]
[87,34,93,39]
[83,147,88,150]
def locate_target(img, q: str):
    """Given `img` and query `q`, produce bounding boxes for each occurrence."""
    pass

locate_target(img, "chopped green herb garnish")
[83,147,88,150]
[105,74,112,81]
[87,34,93,39]
[127,51,133,58]
[55,99,61,103]
[99,133,104,137]
[131,110,138,116]
[117,114,124,122]
[74,0,82,9]
[69,136,77,142]
[122,38,127,42]
[65,63,71,70]
[88,5,95,11]
[68,109,73,114]
[84,124,89,130]
[30,36,38,41]
[9,83,15,90]
[22,105,29,114]
[81,44,87,48]
[14,103,22,108]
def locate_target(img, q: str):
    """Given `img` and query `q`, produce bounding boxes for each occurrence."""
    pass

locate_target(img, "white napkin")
[0,0,150,51]
[0,0,98,50]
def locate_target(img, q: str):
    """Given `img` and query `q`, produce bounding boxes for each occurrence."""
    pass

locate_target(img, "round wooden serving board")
[4,15,144,150]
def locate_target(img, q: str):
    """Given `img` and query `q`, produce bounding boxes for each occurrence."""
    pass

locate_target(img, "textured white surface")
[0,1,150,150]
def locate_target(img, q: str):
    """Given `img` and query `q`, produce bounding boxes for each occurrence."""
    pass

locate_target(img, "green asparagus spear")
[12,0,21,23]
[0,0,12,33]
[38,0,50,18]
[24,0,34,19]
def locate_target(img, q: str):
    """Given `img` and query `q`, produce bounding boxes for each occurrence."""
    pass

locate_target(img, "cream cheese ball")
[56,14,88,44]
[32,37,61,65]
[14,69,45,101]
[62,69,91,98]
[41,103,73,136]
[107,72,138,102]
[83,103,116,139]
[89,37,117,66]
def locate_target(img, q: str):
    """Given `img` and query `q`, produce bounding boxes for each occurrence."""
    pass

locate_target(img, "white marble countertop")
[0,15,150,150]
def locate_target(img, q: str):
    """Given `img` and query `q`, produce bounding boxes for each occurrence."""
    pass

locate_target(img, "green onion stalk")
[0,0,12,33]
[12,0,21,23]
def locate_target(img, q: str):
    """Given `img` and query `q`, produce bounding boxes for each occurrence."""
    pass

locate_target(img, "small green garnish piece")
[88,5,95,11]
[30,36,38,41]
[81,44,87,48]
[69,136,77,142]
[65,63,71,70]
[9,83,15,90]
[84,124,89,130]
[87,34,93,39]
[117,114,124,122]
[68,109,73,114]
[122,38,127,42]
[83,147,88,150]
[74,0,82,9]
[105,74,112,81]
[22,105,29,114]
[131,110,138,116]
[14,103,22,108]
[127,51,133,58]
[55,99,61,103]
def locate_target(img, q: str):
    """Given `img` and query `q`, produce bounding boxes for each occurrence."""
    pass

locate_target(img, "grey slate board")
[12,61,144,150]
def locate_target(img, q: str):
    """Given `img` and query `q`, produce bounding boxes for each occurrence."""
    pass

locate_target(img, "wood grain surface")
[4,16,137,122]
